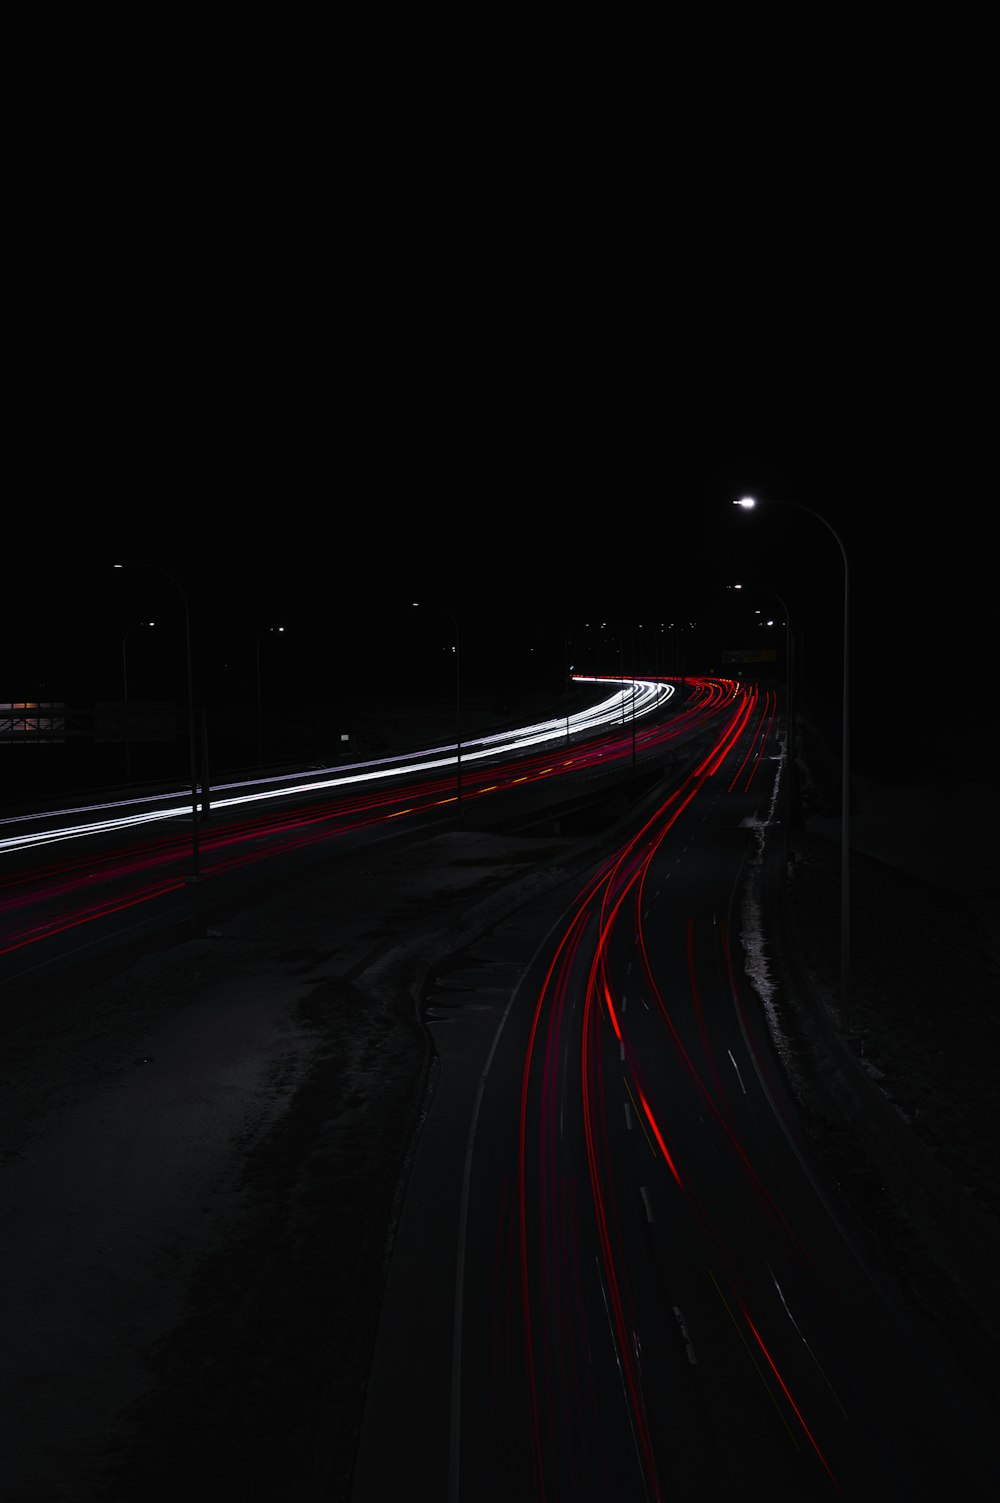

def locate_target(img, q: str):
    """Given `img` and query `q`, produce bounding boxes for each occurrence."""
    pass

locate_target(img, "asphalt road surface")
[3,683,998,1502]
[353,691,1000,1501]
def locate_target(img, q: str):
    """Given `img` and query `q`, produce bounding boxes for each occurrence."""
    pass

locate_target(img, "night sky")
[7,10,994,794]
[7,147,990,789]
[8,391,986,784]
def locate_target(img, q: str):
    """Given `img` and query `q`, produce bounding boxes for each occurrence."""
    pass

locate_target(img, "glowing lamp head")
[734,496,757,509]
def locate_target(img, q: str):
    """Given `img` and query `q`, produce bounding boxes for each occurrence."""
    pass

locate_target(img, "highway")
[354,680,1000,1501]
[8,672,997,1501]
[0,676,686,992]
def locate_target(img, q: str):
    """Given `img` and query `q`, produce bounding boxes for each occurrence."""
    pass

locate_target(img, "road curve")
[354,683,1000,1502]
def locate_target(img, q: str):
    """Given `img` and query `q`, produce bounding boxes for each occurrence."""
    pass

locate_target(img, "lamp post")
[629,628,638,767]
[618,626,637,778]
[122,619,155,785]
[734,496,852,1037]
[727,581,792,730]
[619,632,626,724]
[256,626,285,768]
[728,580,795,834]
[669,622,687,686]
[413,601,462,828]
[659,621,678,682]
[114,564,202,904]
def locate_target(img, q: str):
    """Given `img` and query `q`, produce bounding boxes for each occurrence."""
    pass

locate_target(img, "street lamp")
[256,625,286,768]
[734,495,852,1037]
[122,619,155,784]
[728,581,795,834]
[658,621,678,681]
[412,601,462,828]
[617,626,638,777]
[114,564,202,910]
[664,622,688,686]
[619,628,634,775]
[618,631,627,725]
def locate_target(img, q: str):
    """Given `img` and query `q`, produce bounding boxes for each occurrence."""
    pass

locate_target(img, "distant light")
[735,496,756,509]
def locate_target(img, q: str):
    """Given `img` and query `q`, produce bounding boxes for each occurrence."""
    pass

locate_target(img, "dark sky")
[11,401,985,792]
[8,17,994,777]
[11,363,986,710]
[8,128,991,767]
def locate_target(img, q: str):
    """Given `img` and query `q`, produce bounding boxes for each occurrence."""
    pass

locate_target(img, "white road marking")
[672,1306,698,1365]
[767,1263,848,1416]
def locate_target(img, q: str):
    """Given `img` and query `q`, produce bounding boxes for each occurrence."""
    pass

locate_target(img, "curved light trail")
[1,675,718,975]
[446,683,1000,1502]
[0,678,673,855]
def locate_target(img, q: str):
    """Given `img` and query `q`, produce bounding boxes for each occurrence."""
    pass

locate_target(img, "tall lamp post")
[256,625,285,768]
[659,621,679,683]
[734,496,852,1037]
[618,627,637,778]
[114,564,202,902]
[618,631,626,724]
[412,601,462,828]
[122,619,155,785]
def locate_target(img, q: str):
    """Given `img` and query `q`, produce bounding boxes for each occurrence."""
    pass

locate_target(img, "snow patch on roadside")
[735,758,801,1086]
[740,882,799,1083]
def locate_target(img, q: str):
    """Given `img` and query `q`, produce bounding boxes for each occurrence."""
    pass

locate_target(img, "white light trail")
[0,677,675,855]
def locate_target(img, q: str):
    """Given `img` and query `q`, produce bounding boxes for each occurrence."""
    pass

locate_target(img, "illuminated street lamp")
[728,581,795,835]
[122,619,155,784]
[734,495,852,1037]
[616,626,638,777]
[657,621,679,680]
[412,601,462,828]
[727,580,792,725]
[661,622,688,685]
[256,625,286,768]
[114,564,202,914]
